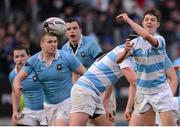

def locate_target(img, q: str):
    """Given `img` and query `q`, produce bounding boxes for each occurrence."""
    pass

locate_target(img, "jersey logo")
[57,64,62,70]
[81,52,86,57]
[33,76,38,81]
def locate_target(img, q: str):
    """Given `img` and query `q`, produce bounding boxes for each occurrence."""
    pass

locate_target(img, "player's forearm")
[126,84,136,109]
[126,17,157,47]
[168,77,178,96]
[12,90,20,113]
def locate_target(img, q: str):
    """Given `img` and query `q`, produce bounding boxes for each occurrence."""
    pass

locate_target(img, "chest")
[34,60,71,81]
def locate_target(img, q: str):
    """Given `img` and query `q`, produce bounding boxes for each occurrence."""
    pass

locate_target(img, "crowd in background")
[0,0,180,93]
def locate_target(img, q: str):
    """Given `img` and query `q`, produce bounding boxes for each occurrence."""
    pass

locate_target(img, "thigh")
[130,108,155,126]
[71,85,98,116]
[93,114,114,126]
[69,112,89,126]
[160,111,177,126]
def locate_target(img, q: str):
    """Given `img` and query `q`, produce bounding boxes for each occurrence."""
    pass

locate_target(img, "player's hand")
[116,13,129,23]
[125,39,134,52]
[123,108,133,121]
[13,82,23,96]
[12,112,21,125]
[106,110,115,122]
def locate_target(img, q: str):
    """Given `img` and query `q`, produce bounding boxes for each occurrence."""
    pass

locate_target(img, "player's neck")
[16,65,23,73]
[42,52,55,67]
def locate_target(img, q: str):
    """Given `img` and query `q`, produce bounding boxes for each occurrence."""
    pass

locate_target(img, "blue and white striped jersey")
[76,45,132,94]
[130,33,168,94]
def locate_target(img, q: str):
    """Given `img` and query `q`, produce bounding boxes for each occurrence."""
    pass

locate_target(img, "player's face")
[41,34,58,55]
[65,22,82,44]
[142,14,160,34]
[13,50,29,67]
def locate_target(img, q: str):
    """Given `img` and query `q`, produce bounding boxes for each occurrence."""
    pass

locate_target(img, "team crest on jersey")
[81,52,86,57]
[57,64,62,70]
[33,76,38,81]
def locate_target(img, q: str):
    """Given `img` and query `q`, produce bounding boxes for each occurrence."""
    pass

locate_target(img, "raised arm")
[116,39,133,64]
[116,13,158,47]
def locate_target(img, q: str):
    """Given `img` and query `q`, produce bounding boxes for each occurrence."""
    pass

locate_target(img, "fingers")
[124,112,131,121]
[125,39,134,52]
[107,112,115,122]
[116,13,128,23]
[14,86,23,96]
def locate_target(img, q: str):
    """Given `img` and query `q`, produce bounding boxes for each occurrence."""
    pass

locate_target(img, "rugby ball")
[43,17,66,35]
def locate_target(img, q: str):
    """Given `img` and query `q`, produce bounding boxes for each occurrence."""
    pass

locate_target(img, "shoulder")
[59,50,74,59]
[28,52,40,61]
[9,69,16,82]
[83,36,99,45]
[62,42,68,50]
[9,69,16,78]
[155,34,165,42]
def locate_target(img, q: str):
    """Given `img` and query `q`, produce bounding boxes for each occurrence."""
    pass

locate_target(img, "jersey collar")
[68,34,83,49]
[38,50,60,62]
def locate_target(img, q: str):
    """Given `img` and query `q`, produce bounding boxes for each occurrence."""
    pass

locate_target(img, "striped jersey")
[76,45,132,94]
[130,33,168,94]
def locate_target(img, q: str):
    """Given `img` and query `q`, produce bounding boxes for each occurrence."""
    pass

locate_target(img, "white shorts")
[71,85,106,116]
[44,97,71,125]
[134,86,176,114]
[18,107,47,126]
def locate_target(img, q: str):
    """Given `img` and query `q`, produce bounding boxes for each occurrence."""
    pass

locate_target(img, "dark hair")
[65,18,82,28]
[143,9,161,22]
[13,45,30,56]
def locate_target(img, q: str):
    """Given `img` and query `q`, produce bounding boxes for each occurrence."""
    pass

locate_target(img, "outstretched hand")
[116,13,129,23]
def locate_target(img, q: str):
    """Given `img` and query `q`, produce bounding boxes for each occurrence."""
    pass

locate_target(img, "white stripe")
[136,55,164,65]
[137,69,165,80]
[88,65,112,88]
[113,47,125,55]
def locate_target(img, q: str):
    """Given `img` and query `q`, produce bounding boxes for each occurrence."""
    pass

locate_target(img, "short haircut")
[65,18,82,28]
[13,45,30,56]
[39,30,57,41]
[143,9,161,22]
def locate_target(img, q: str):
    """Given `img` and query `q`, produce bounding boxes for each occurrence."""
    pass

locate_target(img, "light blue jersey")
[130,34,167,94]
[76,45,132,94]
[9,67,44,110]
[62,35,102,69]
[22,50,81,104]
